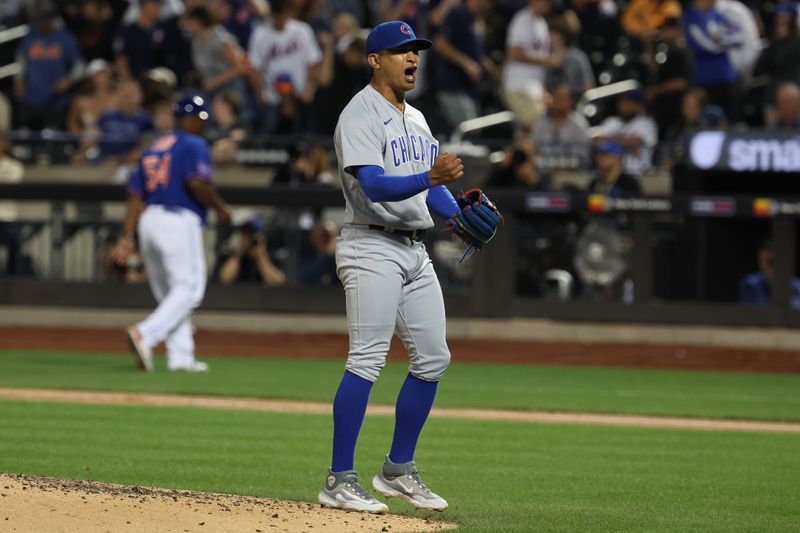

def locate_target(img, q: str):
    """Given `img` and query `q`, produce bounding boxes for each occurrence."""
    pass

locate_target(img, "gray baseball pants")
[336,226,451,383]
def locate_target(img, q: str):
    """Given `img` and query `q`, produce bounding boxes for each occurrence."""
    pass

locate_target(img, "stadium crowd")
[0,0,798,181]
[0,0,798,299]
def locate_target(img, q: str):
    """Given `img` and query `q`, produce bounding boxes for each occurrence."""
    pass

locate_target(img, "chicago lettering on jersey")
[389,135,439,168]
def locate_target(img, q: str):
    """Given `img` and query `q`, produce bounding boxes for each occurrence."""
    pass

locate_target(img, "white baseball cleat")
[167,361,209,373]
[318,469,388,514]
[372,457,448,511]
[125,326,153,372]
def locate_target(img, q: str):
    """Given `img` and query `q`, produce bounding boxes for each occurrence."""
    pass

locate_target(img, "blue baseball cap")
[241,215,264,232]
[596,139,625,157]
[366,21,432,55]
[173,95,209,120]
[775,1,798,14]
[701,104,727,128]
[620,88,645,103]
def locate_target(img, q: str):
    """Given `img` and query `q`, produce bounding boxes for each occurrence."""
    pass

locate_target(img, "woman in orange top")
[622,0,682,39]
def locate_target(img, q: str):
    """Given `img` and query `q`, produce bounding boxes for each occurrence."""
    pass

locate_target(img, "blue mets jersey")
[128,131,213,223]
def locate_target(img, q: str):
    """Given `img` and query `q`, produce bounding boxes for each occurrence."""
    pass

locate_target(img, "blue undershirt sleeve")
[354,165,432,202]
[426,185,460,221]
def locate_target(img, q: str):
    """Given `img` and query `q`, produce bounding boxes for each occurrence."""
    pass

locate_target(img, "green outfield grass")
[1,399,798,532]
[1,350,799,421]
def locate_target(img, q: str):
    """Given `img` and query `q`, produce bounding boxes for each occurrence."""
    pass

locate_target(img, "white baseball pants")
[136,205,206,369]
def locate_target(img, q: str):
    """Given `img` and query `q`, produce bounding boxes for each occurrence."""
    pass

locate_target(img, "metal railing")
[0,24,29,46]
[447,79,642,145]
[576,79,641,121]
[449,111,516,144]
[0,24,29,81]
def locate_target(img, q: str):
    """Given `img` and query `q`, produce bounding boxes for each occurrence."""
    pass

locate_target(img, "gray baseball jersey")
[334,84,439,230]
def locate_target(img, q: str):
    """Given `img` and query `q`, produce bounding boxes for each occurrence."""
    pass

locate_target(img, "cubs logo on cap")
[366,21,432,55]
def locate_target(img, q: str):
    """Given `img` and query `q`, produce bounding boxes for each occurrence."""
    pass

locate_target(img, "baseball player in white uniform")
[112,95,232,373]
[318,21,466,514]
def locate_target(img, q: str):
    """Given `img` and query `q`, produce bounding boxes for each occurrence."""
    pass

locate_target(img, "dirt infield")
[0,474,456,533]
[2,326,799,373]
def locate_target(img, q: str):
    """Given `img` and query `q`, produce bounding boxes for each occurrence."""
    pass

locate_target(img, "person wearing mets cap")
[111,94,232,373]
[317,20,503,514]
[589,139,641,196]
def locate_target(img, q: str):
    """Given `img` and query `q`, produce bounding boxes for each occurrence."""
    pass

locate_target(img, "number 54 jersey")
[127,131,214,224]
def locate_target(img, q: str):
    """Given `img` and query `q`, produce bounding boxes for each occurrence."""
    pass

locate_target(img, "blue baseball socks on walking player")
[389,373,438,464]
[331,371,439,472]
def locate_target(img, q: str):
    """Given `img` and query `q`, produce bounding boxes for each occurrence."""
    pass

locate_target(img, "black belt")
[368,225,426,241]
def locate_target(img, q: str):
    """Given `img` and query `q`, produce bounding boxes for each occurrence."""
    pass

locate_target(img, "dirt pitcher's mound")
[0,473,457,533]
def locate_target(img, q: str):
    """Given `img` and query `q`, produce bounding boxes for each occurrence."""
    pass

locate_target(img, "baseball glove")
[446,188,503,262]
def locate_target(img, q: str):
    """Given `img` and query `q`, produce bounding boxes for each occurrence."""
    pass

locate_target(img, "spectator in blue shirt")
[739,240,800,308]
[587,140,641,196]
[683,0,742,118]
[218,0,270,49]
[431,0,496,133]
[13,8,83,129]
[113,0,163,82]
[96,80,154,159]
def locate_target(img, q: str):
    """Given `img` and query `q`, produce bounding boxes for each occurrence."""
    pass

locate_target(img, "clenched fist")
[429,152,464,186]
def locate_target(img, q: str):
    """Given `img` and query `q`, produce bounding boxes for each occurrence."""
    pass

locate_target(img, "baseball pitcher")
[318,21,502,514]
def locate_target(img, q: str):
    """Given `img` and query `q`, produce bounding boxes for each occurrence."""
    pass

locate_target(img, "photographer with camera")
[213,213,286,286]
[485,138,547,190]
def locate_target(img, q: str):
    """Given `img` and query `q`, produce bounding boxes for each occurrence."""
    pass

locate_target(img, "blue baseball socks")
[331,370,373,472]
[389,373,438,464]
[330,371,438,472]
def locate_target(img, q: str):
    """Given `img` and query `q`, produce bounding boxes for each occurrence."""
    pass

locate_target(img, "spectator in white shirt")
[502,0,555,132]
[0,133,25,276]
[716,0,761,80]
[247,0,323,134]
[596,89,658,178]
